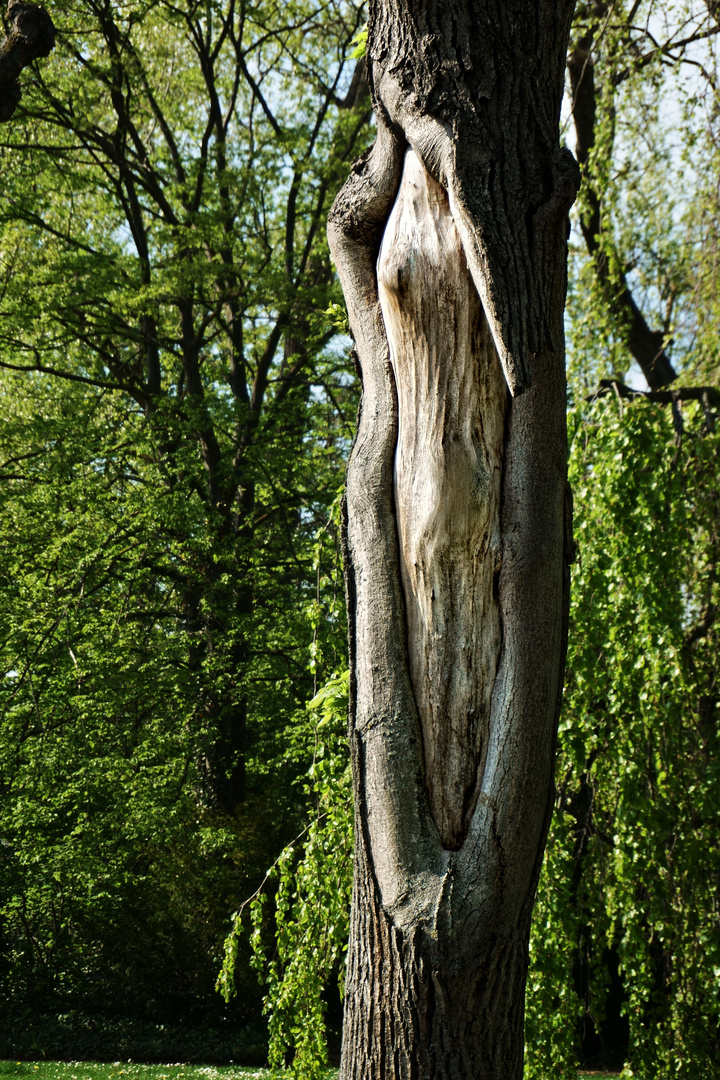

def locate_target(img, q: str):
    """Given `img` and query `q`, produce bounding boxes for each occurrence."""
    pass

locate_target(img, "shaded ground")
[1,1065,618,1080]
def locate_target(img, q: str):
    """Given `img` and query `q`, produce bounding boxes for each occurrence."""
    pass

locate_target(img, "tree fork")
[329,2,578,1076]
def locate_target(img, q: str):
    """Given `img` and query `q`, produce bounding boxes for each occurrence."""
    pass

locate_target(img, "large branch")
[568,25,677,390]
[590,378,718,432]
[0,1,54,122]
[590,378,719,407]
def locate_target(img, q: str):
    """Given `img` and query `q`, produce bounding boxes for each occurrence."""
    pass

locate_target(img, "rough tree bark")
[0,1,55,122]
[328,2,579,1076]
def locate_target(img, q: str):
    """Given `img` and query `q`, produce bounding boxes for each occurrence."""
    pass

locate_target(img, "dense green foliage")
[0,0,366,1051]
[525,8,720,1071]
[527,400,720,1079]
[236,400,720,1080]
[219,669,352,1079]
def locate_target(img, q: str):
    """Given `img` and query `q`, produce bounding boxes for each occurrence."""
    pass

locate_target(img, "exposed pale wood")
[377,149,507,849]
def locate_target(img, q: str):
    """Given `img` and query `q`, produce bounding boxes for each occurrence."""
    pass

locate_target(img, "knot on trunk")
[533,146,581,233]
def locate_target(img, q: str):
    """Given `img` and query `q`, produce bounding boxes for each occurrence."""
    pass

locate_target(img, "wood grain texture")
[378,150,507,849]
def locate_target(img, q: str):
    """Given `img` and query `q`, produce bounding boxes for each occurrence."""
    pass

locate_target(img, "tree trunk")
[328,2,578,1076]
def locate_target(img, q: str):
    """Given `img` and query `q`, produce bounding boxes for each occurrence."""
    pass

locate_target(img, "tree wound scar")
[376,148,507,850]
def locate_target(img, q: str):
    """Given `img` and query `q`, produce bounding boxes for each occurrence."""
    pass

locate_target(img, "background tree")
[525,4,720,1077]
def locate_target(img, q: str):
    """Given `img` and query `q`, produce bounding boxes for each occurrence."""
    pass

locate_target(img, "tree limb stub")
[0,1,55,123]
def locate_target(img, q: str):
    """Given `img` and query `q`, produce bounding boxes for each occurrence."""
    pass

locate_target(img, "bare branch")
[0,356,128,392]
[589,378,719,408]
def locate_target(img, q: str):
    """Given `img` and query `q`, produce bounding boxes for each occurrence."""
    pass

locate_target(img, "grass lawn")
[0,1067,286,1080]
[0,1065,620,1080]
